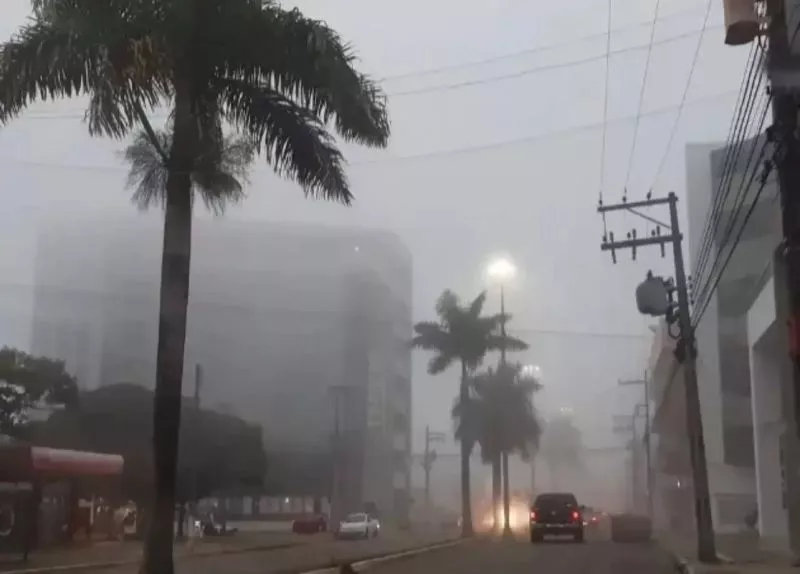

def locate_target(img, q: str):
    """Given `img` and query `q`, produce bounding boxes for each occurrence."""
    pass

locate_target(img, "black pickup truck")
[529,492,584,543]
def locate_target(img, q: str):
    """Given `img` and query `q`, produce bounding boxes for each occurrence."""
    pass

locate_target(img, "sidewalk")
[658,531,798,574]
[0,531,301,572]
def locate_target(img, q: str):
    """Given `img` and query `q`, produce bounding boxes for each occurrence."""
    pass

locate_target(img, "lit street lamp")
[486,255,518,538]
[486,256,517,365]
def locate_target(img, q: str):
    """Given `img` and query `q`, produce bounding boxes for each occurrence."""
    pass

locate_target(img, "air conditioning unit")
[723,0,761,46]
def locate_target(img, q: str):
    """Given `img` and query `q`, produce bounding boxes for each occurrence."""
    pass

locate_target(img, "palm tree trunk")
[459,361,473,538]
[141,87,195,574]
[502,452,511,536]
[492,456,501,533]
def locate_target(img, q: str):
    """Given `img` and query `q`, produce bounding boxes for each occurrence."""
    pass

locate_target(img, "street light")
[486,256,517,283]
[485,255,518,538]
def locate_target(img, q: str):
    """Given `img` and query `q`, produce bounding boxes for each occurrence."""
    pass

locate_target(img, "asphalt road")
[359,530,678,574]
[86,530,458,574]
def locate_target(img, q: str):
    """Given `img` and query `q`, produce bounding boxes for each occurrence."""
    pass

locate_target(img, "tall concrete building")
[31,215,413,522]
[650,138,783,537]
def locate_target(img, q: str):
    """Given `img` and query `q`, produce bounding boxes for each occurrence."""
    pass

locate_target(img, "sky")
[0,0,755,465]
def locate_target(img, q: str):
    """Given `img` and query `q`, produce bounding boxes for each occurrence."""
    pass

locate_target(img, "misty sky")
[0,0,754,457]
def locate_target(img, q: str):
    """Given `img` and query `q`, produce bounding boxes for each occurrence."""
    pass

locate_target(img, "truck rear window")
[534,494,578,511]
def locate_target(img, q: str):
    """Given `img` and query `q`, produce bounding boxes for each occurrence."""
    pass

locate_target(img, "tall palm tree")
[454,363,542,534]
[412,290,526,537]
[0,2,389,572]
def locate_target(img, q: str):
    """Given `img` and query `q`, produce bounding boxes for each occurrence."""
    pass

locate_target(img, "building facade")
[31,215,413,523]
[650,136,791,543]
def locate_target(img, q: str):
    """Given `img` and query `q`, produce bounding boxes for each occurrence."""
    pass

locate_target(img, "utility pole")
[619,373,653,520]
[766,0,800,561]
[599,193,717,562]
[612,411,639,512]
[422,426,445,522]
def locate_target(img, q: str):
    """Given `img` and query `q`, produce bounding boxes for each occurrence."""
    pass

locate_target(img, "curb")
[0,542,298,574]
[300,539,465,574]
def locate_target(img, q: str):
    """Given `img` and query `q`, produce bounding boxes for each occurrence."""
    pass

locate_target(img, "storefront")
[0,442,123,558]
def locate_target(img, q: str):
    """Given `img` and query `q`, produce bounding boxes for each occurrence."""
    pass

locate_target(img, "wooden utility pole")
[599,193,717,562]
[619,374,653,520]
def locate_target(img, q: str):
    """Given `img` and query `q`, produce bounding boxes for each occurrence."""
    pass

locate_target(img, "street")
[358,532,678,574]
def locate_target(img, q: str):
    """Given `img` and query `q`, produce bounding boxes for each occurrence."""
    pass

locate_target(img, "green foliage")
[0,0,391,204]
[123,128,255,215]
[27,383,266,504]
[0,346,78,435]
[411,290,528,376]
[452,363,543,461]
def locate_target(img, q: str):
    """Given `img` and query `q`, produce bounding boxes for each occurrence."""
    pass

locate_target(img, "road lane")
[359,533,677,574]
[87,530,457,574]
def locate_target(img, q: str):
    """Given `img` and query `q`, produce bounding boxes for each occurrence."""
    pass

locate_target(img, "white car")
[336,512,380,539]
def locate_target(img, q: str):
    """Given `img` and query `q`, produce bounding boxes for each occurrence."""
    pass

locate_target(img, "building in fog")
[30,215,412,523]
[650,138,787,540]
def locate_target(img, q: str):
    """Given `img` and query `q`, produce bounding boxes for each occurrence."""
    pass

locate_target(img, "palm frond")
[485,333,529,353]
[410,322,449,350]
[0,14,170,128]
[217,78,351,203]
[223,4,390,147]
[123,126,254,215]
[427,353,455,376]
[467,291,487,318]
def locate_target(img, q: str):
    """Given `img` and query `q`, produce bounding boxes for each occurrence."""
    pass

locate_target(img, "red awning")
[29,447,123,477]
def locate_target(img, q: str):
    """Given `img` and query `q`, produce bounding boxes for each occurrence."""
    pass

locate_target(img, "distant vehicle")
[529,492,584,543]
[580,505,601,528]
[292,514,328,534]
[335,512,380,539]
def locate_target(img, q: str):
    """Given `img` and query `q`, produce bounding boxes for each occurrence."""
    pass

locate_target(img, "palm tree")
[0,2,389,572]
[412,290,527,537]
[454,363,542,534]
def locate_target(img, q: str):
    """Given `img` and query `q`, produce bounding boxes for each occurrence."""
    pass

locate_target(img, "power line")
[690,43,764,288]
[622,0,663,196]
[13,23,726,120]
[650,0,714,191]
[691,102,772,321]
[387,26,723,98]
[378,4,718,82]
[599,0,613,238]
[691,47,766,291]
[1,88,741,171]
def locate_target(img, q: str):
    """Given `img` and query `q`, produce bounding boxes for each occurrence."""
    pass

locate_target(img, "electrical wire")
[690,45,765,289]
[1,88,742,172]
[650,0,714,191]
[15,24,725,118]
[690,101,773,327]
[379,4,720,82]
[599,0,613,237]
[622,0,663,195]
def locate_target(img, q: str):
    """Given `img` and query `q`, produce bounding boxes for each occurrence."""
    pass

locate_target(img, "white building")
[650,135,793,547]
[30,214,413,523]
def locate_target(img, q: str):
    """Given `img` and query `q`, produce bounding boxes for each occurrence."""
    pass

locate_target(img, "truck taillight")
[529,511,536,522]
[572,511,580,521]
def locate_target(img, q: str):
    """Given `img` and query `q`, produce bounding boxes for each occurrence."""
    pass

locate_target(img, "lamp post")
[487,256,517,537]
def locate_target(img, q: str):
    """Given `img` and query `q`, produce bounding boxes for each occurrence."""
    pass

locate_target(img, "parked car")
[335,512,380,539]
[292,514,328,534]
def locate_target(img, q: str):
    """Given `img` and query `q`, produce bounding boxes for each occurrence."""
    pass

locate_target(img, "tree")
[0,347,78,436]
[0,2,389,572]
[412,290,527,537]
[539,415,584,489]
[28,383,266,511]
[453,363,542,533]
